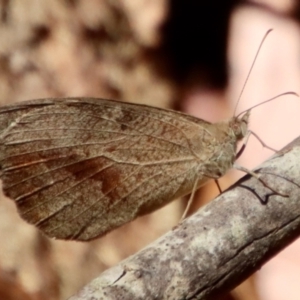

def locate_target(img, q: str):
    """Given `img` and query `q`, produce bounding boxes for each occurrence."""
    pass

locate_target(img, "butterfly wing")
[0,98,211,240]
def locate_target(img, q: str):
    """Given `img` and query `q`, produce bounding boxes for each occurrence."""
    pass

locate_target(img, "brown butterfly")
[0,97,252,240]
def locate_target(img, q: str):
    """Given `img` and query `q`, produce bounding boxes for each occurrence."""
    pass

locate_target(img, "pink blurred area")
[182,3,300,300]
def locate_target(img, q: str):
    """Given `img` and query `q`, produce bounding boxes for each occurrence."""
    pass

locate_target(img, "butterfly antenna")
[233,29,273,116]
[236,91,299,118]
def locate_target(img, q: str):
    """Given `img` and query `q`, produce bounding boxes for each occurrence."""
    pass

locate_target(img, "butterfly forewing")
[0,98,215,240]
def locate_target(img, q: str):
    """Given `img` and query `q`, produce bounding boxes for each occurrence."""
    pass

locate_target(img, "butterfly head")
[230,110,250,140]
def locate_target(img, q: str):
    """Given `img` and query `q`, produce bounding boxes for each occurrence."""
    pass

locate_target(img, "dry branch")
[69,137,300,300]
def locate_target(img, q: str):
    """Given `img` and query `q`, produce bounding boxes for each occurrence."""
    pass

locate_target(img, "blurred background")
[0,0,299,299]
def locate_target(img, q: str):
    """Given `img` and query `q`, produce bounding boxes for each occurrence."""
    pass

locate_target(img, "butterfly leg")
[233,163,288,197]
[248,130,278,152]
[214,179,222,193]
[181,177,223,220]
[181,178,200,220]
[236,130,277,160]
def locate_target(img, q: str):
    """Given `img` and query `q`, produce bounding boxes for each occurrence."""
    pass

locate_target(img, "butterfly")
[0,97,250,240]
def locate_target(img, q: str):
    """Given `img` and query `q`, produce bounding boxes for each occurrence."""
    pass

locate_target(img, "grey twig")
[69,137,300,300]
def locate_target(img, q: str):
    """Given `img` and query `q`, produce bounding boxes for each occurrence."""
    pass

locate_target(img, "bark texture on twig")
[69,137,300,300]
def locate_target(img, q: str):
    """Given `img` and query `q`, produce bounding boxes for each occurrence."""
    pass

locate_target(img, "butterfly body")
[0,98,249,240]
